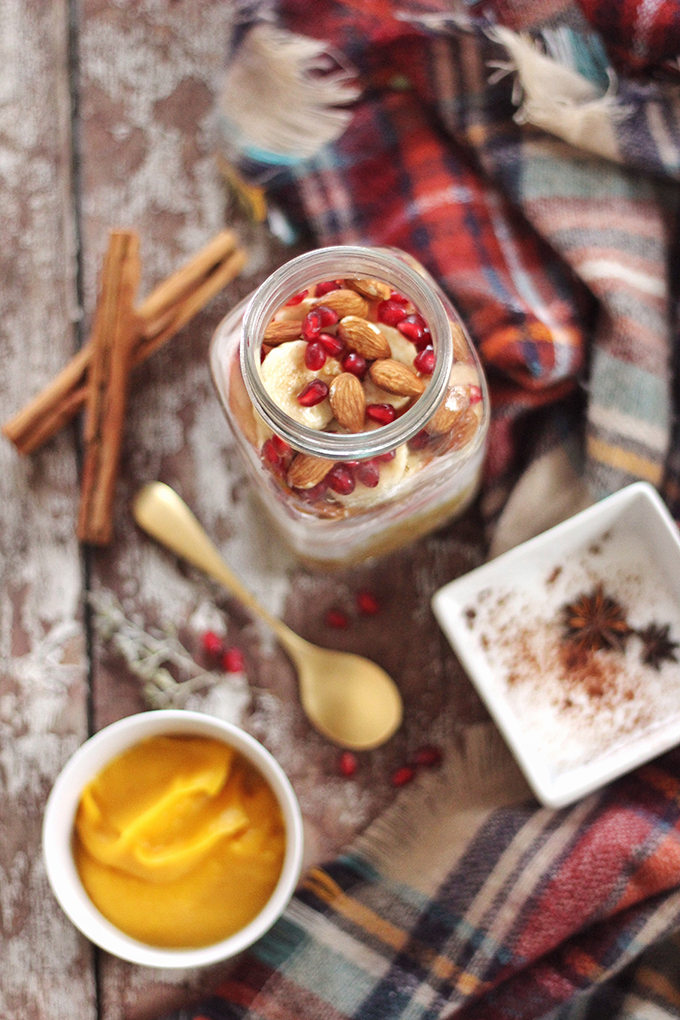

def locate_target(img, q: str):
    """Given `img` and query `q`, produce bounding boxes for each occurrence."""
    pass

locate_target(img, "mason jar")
[210,246,489,568]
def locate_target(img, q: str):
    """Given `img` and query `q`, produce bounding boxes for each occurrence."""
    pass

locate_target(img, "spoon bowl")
[132,482,403,750]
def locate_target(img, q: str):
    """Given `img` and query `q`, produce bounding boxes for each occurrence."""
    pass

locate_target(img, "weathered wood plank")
[0,2,95,1018]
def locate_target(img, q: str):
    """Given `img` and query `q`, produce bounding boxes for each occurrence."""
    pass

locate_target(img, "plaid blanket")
[163,1,680,1016]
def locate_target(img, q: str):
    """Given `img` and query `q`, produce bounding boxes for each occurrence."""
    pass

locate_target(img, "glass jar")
[210,246,489,568]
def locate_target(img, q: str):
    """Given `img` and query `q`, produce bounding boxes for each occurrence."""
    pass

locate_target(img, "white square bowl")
[432,482,680,808]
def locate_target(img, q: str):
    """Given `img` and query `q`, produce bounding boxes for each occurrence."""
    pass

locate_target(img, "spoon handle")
[133,483,300,650]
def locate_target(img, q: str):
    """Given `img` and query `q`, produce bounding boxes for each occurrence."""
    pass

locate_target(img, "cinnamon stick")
[77,231,142,545]
[2,229,244,454]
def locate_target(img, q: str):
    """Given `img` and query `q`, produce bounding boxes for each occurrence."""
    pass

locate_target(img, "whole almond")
[264,319,303,345]
[425,384,470,435]
[442,407,479,451]
[347,277,391,302]
[329,372,366,432]
[369,358,425,397]
[287,453,334,489]
[337,316,391,359]
[450,320,472,362]
[313,289,368,318]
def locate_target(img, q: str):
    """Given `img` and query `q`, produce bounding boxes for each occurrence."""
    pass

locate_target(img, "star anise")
[637,622,679,669]
[563,583,631,653]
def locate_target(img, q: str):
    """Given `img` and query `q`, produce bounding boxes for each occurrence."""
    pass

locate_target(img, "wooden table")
[1,3,489,1017]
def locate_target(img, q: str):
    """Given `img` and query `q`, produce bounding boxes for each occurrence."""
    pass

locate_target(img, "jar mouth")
[240,246,455,460]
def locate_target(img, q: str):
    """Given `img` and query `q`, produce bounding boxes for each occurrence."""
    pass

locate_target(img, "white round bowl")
[42,710,304,968]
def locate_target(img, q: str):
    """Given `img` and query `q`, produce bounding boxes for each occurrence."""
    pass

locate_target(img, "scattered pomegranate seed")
[390,290,409,305]
[285,289,308,306]
[356,590,380,615]
[356,461,380,488]
[408,430,431,451]
[413,745,443,768]
[326,463,355,495]
[271,435,291,457]
[338,751,358,776]
[469,384,483,404]
[315,279,343,296]
[318,332,344,357]
[377,299,408,326]
[222,646,245,673]
[326,608,350,629]
[341,352,367,378]
[397,314,429,343]
[305,341,327,370]
[366,403,396,426]
[375,449,396,463]
[414,346,435,374]
[202,631,223,657]
[391,765,415,787]
[297,380,329,406]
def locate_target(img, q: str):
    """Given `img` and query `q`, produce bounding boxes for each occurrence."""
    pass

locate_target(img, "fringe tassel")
[219,22,360,165]
[353,723,530,890]
[487,25,630,161]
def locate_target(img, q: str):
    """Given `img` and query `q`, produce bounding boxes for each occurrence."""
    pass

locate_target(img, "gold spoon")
[132,482,403,750]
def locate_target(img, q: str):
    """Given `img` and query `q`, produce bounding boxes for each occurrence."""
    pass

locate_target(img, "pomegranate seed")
[260,345,268,363]
[408,430,431,451]
[305,341,327,370]
[318,332,344,357]
[285,289,308,306]
[397,314,429,343]
[366,403,396,426]
[317,304,339,328]
[222,646,245,673]
[261,438,281,465]
[356,591,380,615]
[271,435,291,457]
[202,631,223,657]
[377,299,408,326]
[302,308,323,340]
[391,765,415,787]
[469,384,483,404]
[389,290,409,305]
[375,449,396,463]
[338,751,358,776]
[295,480,329,502]
[326,608,350,629]
[413,745,443,768]
[297,380,329,406]
[341,352,367,378]
[326,463,355,495]
[315,279,343,296]
[414,346,435,374]
[356,461,380,488]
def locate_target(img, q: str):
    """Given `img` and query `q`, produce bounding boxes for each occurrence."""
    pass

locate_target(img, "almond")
[312,289,368,318]
[337,316,391,359]
[264,319,303,345]
[368,358,425,397]
[450,320,472,362]
[441,407,479,451]
[329,372,366,432]
[425,385,470,435]
[347,277,391,302]
[287,453,334,489]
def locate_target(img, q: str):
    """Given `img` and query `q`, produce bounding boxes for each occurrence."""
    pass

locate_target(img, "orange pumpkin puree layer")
[74,734,285,948]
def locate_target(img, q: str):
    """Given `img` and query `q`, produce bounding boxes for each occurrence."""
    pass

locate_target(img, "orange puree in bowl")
[73,734,286,948]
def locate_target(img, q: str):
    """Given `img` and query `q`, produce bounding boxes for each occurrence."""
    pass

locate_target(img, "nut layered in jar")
[230,276,485,518]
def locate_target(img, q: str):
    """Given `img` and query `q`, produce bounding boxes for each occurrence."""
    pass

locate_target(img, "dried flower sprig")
[88,591,239,708]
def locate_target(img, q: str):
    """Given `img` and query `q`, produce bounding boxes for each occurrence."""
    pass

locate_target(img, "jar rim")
[240,245,457,459]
